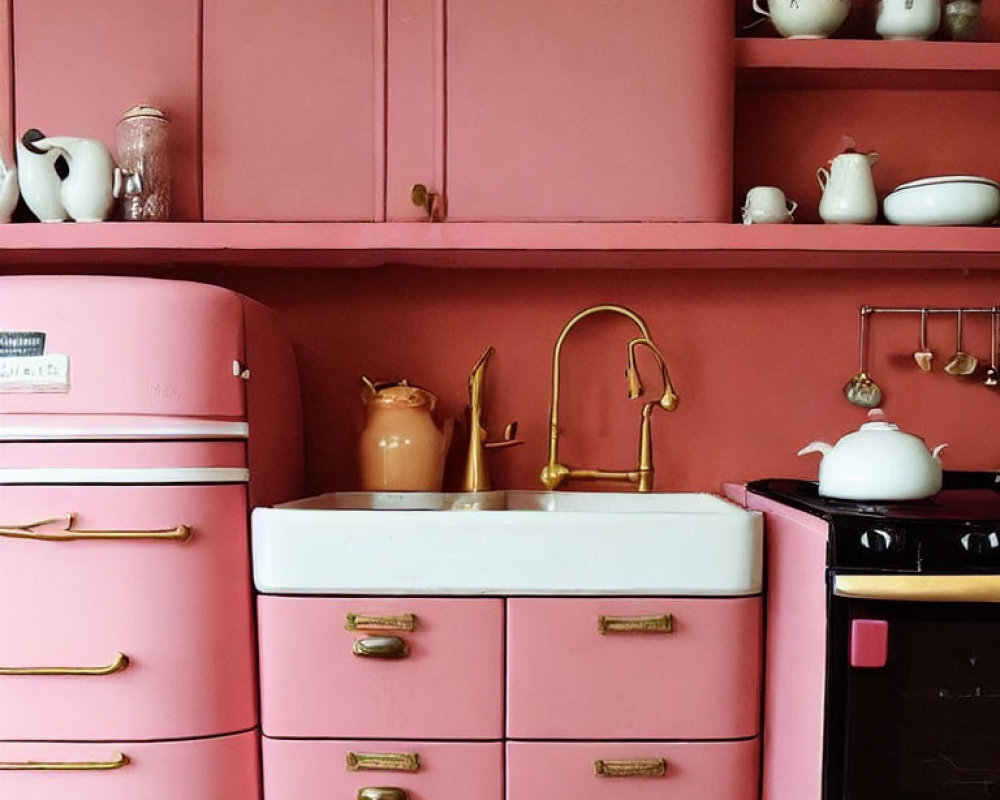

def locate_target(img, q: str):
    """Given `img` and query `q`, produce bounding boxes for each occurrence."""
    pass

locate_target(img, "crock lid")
[120,104,168,122]
[365,380,437,409]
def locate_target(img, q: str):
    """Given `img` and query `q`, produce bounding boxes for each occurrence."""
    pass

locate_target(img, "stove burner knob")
[961,531,1000,557]
[859,528,901,554]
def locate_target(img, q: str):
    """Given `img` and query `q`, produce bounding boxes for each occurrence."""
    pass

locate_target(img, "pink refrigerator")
[0,275,303,799]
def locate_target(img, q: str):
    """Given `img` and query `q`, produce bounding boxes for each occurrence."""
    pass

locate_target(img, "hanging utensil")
[944,309,979,376]
[913,308,933,372]
[985,308,998,387]
[844,306,883,407]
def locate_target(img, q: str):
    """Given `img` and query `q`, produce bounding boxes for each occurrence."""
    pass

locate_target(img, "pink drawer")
[0,483,256,740]
[0,729,259,800]
[507,739,759,800]
[507,597,762,739]
[262,737,503,800]
[258,597,504,738]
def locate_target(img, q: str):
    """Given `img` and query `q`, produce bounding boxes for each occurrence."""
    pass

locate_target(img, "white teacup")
[742,186,797,224]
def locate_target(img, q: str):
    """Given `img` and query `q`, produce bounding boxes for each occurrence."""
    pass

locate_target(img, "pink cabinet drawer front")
[507,597,762,739]
[262,737,503,800]
[507,739,759,800]
[0,730,259,800]
[258,597,504,738]
[0,484,256,740]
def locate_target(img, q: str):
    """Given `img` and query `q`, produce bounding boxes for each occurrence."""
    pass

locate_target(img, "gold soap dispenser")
[463,347,522,492]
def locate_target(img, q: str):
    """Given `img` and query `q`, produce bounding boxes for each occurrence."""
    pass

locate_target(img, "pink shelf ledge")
[0,221,998,271]
[736,38,1000,89]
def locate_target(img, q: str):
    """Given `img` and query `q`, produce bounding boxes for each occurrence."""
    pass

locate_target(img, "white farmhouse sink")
[251,491,762,596]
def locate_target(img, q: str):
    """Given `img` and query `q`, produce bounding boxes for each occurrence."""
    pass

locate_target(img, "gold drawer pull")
[0,651,130,676]
[352,636,409,659]
[0,514,191,543]
[597,614,673,634]
[0,753,130,771]
[358,788,408,800]
[347,752,420,773]
[345,613,417,632]
[594,758,667,778]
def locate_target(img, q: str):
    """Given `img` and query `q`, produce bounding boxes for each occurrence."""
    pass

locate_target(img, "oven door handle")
[834,574,1000,603]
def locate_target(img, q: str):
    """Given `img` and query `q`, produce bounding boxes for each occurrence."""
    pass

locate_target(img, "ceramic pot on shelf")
[751,0,852,38]
[817,149,880,224]
[876,0,942,39]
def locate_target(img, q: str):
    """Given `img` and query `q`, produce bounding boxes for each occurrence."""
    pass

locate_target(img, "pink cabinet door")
[0,483,256,740]
[507,597,762,740]
[262,737,503,800]
[507,739,760,800]
[258,596,504,738]
[0,276,246,418]
[389,0,732,221]
[0,730,259,800]
[203,0,385,221]
[12,0,201,220]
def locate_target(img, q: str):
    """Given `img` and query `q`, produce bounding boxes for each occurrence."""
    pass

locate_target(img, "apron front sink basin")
[251,491,762,597]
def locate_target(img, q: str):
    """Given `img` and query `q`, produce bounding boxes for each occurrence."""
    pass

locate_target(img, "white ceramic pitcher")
[817,150,880,224]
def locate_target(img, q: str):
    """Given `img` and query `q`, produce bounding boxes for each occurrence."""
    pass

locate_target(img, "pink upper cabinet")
[388,0,733,221]
[12,0,200,220]
[203,0,386,221]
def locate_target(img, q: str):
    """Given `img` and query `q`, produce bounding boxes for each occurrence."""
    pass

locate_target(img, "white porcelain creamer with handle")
[817,149,880,224]
[798,409,947,500]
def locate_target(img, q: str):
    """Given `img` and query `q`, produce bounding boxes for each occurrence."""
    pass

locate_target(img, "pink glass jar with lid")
[115,104,171,220]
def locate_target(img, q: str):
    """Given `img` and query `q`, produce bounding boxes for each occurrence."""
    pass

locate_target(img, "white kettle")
[798,409,947,501]
[817,149,880,224]
[17,130,122,222]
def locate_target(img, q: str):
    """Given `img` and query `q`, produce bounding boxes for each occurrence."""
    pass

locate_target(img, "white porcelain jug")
[877,0,941,39]
[17,130,69,222]
[817,150,880,224]
[19,131,122,222]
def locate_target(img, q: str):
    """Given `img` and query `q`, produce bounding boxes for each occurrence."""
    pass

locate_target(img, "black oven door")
[826,576,1000,800]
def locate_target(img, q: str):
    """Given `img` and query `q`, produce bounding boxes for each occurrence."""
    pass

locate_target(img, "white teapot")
[798,409,947,501]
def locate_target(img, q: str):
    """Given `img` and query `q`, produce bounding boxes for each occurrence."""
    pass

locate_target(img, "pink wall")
[144,264,1000,497]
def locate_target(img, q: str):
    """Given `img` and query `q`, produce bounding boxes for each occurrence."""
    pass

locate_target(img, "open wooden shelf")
[0,222,998,271]
[736,38,1000,89]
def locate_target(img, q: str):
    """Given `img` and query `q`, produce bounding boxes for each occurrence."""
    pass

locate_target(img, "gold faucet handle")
[485,421,523,450]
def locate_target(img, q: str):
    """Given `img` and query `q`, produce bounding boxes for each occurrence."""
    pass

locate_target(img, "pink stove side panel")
[746,493,831,800]
[0,276,245,418]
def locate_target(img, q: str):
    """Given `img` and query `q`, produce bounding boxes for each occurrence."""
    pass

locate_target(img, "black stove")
[747,472,1000,574]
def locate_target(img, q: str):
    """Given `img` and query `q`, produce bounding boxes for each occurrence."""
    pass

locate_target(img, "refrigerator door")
[0,275,246,419]
[0,446,257,741]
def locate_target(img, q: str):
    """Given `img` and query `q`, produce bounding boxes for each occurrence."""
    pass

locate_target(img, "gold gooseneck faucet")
[540,305,679,493]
